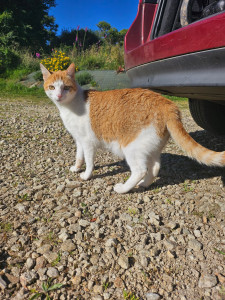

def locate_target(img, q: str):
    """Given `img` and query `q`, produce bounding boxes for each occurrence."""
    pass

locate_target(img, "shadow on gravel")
[93,129,225,190]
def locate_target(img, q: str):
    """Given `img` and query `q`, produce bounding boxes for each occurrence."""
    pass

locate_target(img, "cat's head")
[40,63,78,105]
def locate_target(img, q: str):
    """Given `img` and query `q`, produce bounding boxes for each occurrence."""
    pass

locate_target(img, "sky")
[49,0,139,34]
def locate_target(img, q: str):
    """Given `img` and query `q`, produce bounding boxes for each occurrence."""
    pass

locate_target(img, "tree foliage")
[0,0,58,51]
[96,21,128,44]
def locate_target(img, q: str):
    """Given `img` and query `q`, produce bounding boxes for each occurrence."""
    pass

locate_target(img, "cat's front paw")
[114,183,128,194]
[80,172,92,181]
[70,165,80,172]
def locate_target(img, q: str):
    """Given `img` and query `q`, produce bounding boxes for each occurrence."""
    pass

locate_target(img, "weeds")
[51,252,61,267]
[128,208,138,216]
[214,248,225,256]
[0,222,12,233]
[29,278,63,300]
[123,290,139,300]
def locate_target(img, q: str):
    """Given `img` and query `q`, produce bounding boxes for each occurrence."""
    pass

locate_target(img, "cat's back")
[85,88,176,146]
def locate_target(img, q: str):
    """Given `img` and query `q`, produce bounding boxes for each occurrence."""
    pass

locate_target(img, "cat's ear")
[67,63,76,78]
[40,63,51,81]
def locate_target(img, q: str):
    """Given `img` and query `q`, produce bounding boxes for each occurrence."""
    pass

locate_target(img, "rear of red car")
[124,0,225,134]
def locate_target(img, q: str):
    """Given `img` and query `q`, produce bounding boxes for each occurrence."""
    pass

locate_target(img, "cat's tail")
[166,110,225,167]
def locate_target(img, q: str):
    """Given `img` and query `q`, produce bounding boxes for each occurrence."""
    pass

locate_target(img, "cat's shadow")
[93,130,225,190]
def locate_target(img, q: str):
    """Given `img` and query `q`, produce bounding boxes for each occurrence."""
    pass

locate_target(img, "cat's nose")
[57,94,62,99]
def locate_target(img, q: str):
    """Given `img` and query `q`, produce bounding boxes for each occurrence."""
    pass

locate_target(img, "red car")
[124,0,225,135]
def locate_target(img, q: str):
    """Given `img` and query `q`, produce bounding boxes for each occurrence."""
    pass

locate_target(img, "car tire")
[188,99,225,135]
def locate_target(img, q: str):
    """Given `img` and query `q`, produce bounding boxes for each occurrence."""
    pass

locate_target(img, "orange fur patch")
[86,88,177,147]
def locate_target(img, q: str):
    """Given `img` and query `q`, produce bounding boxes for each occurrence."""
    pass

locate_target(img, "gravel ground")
[0,98,225,300]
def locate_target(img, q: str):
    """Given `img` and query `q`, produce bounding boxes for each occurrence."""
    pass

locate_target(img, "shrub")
[76,72,94,86]
[0,47,20,75]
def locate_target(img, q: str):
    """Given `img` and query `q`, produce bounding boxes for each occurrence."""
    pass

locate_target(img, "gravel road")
[0,98,225,300]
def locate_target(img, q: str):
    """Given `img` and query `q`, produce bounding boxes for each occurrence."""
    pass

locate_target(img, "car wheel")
[188,99,225,135]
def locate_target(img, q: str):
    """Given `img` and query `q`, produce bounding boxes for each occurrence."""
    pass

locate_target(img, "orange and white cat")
[40,63,225,194]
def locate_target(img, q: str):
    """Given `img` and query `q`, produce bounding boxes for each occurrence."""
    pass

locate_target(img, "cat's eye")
[64,86,70,90]
[49,85,55,90]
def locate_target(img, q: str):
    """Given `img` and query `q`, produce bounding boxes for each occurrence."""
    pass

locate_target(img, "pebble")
[43,252,58,263]
[26,258,35,270]
[79,219,90,227]
[20,271,37,287]
[46,267,59,278]
[61,240,76,252]
[198,274,218,288]
[0,276,7,289]
[145,293,161,300]
[188,239,203,251]
[118,255,129,269]
[37,244,52,254]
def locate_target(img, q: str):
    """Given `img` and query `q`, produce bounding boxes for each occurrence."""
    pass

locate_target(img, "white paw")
[80,172,91,181]
[114,183,128,194]
[70,165,80,172]
[138,180,149,188]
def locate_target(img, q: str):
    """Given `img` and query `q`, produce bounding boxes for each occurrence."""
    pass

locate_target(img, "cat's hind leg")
[138,155,160,188]
[114,149,148,194]
[70,141,84,172]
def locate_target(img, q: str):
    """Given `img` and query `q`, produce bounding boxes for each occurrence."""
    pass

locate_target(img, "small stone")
[103,292,111,300]
[140,255,149,268]
[198,274,217,288]
[0,275,7,289]
[75,210,82,218]
[15,204,26,213]
[167,222,178,229]
[20,271,37,287]
[71,275,82,286]
[114,277,125,289]
[93,285,103,294]
[61,239,76,252]
[79,219,90,227]
[58,231,69,241]
[57,184,65,192]
[65,180,81,188]
[118,255,129,269]
[188,239,203,251]
[47,267,59,278]
[5,273,20,284]
[73,188,82,197]
[148,212,161,226]
[105,238,118,248]
[43,252,58,263]
[215,273,225,284]
[167,250,176,259]
[35,256,47,270]
[92,296,103,300]
[164,240,176,250]
[145,292,161,300]
[26,258,35,270]
[37,244,52,254]
[194,230,201,238]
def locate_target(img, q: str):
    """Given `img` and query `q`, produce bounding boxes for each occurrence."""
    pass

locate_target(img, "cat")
[40,63,225,194]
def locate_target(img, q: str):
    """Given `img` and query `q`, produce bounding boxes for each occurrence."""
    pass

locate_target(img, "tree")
[96,21,111,37]
[0,0,58,51]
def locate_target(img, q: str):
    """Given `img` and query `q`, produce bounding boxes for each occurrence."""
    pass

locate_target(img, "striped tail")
[166,111,225,167]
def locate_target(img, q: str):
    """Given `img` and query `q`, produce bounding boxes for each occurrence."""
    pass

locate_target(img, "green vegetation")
[76,72,94,86]
[29,279,64,300]
[123,290,139,300]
